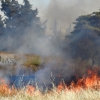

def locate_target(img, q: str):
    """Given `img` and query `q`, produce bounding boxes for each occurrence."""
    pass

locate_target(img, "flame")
[0,79,41,96]
[0,79,17,96]
[26,85,42,96]
[26,85,35,95]
[57,69,100,92]
[0,69,99,96]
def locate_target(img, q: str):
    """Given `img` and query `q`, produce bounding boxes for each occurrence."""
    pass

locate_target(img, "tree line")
[0,0,100,65]
[0,0,44,51]
[67,11,100,66]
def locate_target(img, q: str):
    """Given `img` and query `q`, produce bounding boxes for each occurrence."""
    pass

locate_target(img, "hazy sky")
[21,0,100,34]
[18,0,100,18]
[18,0,50,5]
[18,0,50,17]
[1,0,100,33]
[19,0,49,9]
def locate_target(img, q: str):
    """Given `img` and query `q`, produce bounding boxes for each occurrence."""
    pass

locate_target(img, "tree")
[21,0,44,34]
[0,0,44,51]
[1,0,20,36]
[68,11,100,65]
[0,15,5,36]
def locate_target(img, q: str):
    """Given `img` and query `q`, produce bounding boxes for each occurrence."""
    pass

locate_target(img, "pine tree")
[1,0,21,35]
[0,15,5,36]
[0,0,44,51]
[68,11,100,63]
[20,0,44,34]
[1,0,44,35]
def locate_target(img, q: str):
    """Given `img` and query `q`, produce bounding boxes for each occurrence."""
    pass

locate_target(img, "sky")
[18,0,50,16]
[1,0,100,34]
[18,0,100,21]
[18,0,50,6]
[17,0,50,19]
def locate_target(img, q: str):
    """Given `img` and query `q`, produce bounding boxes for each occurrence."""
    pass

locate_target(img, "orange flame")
[26,85,35,95]
[57,69,100,92]
[0,69,99,96]
[0,79,17,96]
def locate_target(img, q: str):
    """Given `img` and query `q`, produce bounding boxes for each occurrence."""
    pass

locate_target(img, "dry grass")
[0,88,100,100]
[0,52,100,99]
[23,55,41,71]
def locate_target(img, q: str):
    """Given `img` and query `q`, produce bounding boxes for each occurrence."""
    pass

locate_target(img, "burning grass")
[0,69,100,99]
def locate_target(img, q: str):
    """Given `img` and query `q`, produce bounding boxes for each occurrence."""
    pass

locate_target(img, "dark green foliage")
[0,0,44,51]
[1,0,43,34]
[69,11,100,62]
[1,0,21,35]
[0,15,5,36]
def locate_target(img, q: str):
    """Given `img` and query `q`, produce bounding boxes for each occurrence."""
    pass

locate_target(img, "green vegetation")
[23,55,41,71]
[68,11,100,66]
[0,0,44,51]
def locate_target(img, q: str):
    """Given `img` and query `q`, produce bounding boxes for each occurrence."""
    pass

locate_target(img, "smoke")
[42,0,100,34]
[32,0,100,88]
[1,0,100,55]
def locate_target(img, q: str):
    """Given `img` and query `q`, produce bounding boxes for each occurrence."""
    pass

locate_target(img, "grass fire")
[0,0,100,100]
[0,69,100,100]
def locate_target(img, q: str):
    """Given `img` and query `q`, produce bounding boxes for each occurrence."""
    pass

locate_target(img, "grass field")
[0,88,100,100]
[0,52,100,100]
[0,78,99,100]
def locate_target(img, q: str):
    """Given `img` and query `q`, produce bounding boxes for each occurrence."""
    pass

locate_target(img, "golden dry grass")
[0,88,100,100]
